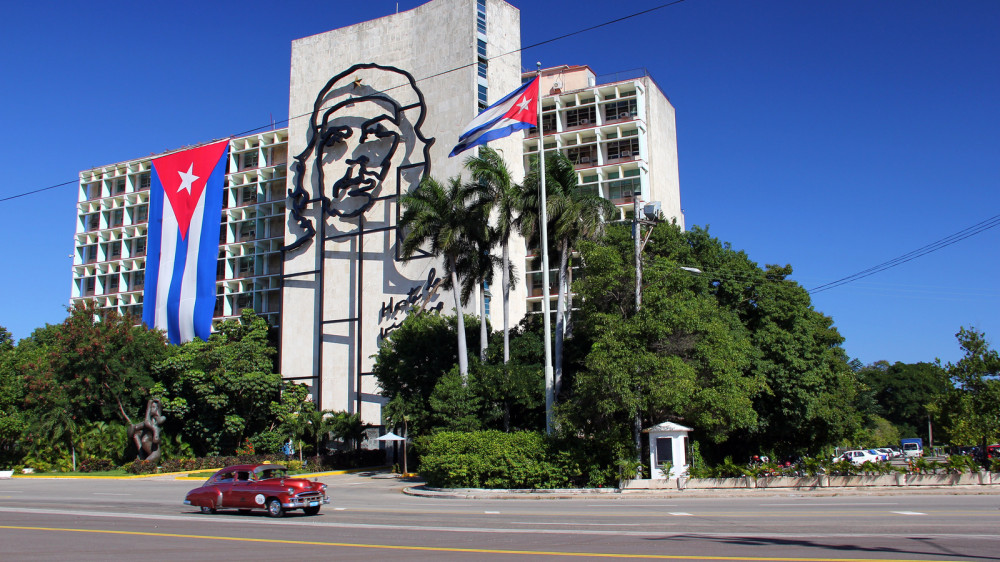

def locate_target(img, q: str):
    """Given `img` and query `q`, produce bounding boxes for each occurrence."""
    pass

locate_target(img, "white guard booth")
[644,421,692,479]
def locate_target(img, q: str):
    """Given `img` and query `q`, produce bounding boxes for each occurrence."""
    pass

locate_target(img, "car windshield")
[258,468,287,479]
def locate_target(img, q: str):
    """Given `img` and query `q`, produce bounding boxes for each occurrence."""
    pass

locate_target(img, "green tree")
[400,175,487,381]
[522,152,615,396]
[0,327,26,464]
[154,310,282,456]
[567,229,761,460]
[941,327,1000,448]
[857,360,950,438]
[18,303,170,469]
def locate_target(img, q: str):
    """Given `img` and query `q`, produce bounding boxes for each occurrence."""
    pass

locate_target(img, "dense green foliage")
[419,430,620,488]
[1,307,356,472]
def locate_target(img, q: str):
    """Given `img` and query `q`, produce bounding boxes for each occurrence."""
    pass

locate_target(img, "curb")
[402,483,1000,500]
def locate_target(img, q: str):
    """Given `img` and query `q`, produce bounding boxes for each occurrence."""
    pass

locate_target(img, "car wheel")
[265,498,284,518]
[303,506,320,516]
[200,506,216,514]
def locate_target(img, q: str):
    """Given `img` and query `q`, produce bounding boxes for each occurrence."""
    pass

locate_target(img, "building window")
[109,209,124,228]
[241,186,257,206]
[138,173,150,191]
[236,293,252,310]
[104,274,119,294]
[133,237,146,257]
[83,277,96,296]
[109,241,122,260]
[135,204,148,224]
[241,151,259,170]
[477,39,487,60]
[478,84,488,111]
[566,146,596,166]
[607,137,639,160]
[114,179,127,195]
[565,106,595,128]
[237,256,255,277]
[86,213,100,231]
[133,271,144,290]
[604,98,638,121]
[84,245,98,264]
[608,177,641,201]
[655,437,673,465]
[478,61,488,79]
[240,222,256,241]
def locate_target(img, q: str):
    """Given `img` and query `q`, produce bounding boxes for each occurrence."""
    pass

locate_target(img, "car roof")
[214,464,288,474]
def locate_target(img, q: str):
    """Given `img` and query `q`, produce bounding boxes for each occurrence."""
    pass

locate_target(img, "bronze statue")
[128,399,166,463]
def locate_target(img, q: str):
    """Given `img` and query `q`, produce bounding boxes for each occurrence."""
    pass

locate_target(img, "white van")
[902,442,923,458]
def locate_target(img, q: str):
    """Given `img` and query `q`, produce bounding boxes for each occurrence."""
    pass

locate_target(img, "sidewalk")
[403,482,1000,500]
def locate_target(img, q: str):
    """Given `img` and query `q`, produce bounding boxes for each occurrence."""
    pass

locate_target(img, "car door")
[225,470,254,507]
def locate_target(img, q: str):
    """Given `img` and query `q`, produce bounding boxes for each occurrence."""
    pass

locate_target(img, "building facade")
[522,65,684,312]
[70,0,684,427]
[71,130,289,329]
[280,0,526,424]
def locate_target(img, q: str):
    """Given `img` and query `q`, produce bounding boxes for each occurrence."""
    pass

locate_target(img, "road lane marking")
[1,507,998,541]
[334,507,346,511]
[0,525,962,561]
[514,522,638,527]
[669,512,693,516]
[767,503,898,507]
[485,511,500,514]
[890,511,926,515]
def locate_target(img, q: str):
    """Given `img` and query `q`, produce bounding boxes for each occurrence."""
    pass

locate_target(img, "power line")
[1,0,688,205]
[0,180,78,203]
[808,213,1000,294]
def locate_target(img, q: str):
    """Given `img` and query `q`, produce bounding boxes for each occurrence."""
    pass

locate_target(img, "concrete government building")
[69,0,684,425]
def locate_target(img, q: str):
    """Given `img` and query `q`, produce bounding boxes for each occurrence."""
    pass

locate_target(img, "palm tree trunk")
[554,239,570,398]
[502,241,510,365]
[449,256,469,381]
[480,280,488,362]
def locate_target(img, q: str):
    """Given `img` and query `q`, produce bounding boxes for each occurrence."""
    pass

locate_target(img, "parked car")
[875,448,899,459]
[184,464,329,517]
[836,450,884,465]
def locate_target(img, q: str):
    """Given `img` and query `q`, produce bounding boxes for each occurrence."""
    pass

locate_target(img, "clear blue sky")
[1,0,997,366]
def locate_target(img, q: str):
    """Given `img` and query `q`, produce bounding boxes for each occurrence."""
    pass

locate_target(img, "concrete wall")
[644,78,684,229]
[281,0,525,423]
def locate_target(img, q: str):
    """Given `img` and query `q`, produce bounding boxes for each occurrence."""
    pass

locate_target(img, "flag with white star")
[144,140,229,344]
[449,77,538,157]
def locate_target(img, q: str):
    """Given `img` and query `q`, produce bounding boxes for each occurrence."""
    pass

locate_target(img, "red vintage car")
[184,464,329,517]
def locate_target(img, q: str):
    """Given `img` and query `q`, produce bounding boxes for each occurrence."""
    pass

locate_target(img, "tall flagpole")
[536,63,554,435]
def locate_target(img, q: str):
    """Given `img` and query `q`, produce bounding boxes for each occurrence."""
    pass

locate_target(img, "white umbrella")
[377,432,409,475]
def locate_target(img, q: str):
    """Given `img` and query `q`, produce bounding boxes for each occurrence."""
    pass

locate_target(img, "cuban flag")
[449,77,539,157]
[143,141,228,344]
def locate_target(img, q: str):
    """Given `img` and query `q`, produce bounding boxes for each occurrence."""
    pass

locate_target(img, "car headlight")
[320,484,327,491]
[288,488,295,494]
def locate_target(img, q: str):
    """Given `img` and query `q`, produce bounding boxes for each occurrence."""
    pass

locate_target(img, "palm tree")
[454,218,501,362]
[463,147,520,364]
[523,152,615,397]
[399,175,485,381]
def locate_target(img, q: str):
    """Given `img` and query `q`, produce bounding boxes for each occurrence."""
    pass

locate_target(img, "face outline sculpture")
[285,63,434,252]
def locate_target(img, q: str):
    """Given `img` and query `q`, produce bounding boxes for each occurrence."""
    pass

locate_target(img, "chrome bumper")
[282,495,330,508]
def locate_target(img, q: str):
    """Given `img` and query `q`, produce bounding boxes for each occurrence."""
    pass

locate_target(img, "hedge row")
[116,450,387,475]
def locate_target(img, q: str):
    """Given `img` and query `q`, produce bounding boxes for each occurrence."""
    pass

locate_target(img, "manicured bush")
[78,458,116,473]
[418,430,577,489]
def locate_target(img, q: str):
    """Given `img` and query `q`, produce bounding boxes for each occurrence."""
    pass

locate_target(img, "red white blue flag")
[449,77,538,157]
[143,141,228,344]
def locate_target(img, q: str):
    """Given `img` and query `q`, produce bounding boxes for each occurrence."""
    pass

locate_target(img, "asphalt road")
[1,472,999,561]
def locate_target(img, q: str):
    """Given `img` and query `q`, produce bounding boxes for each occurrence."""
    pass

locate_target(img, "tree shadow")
[645,533,998,561]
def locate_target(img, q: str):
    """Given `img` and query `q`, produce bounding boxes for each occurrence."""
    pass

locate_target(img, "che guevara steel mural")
[283,63,444,412]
